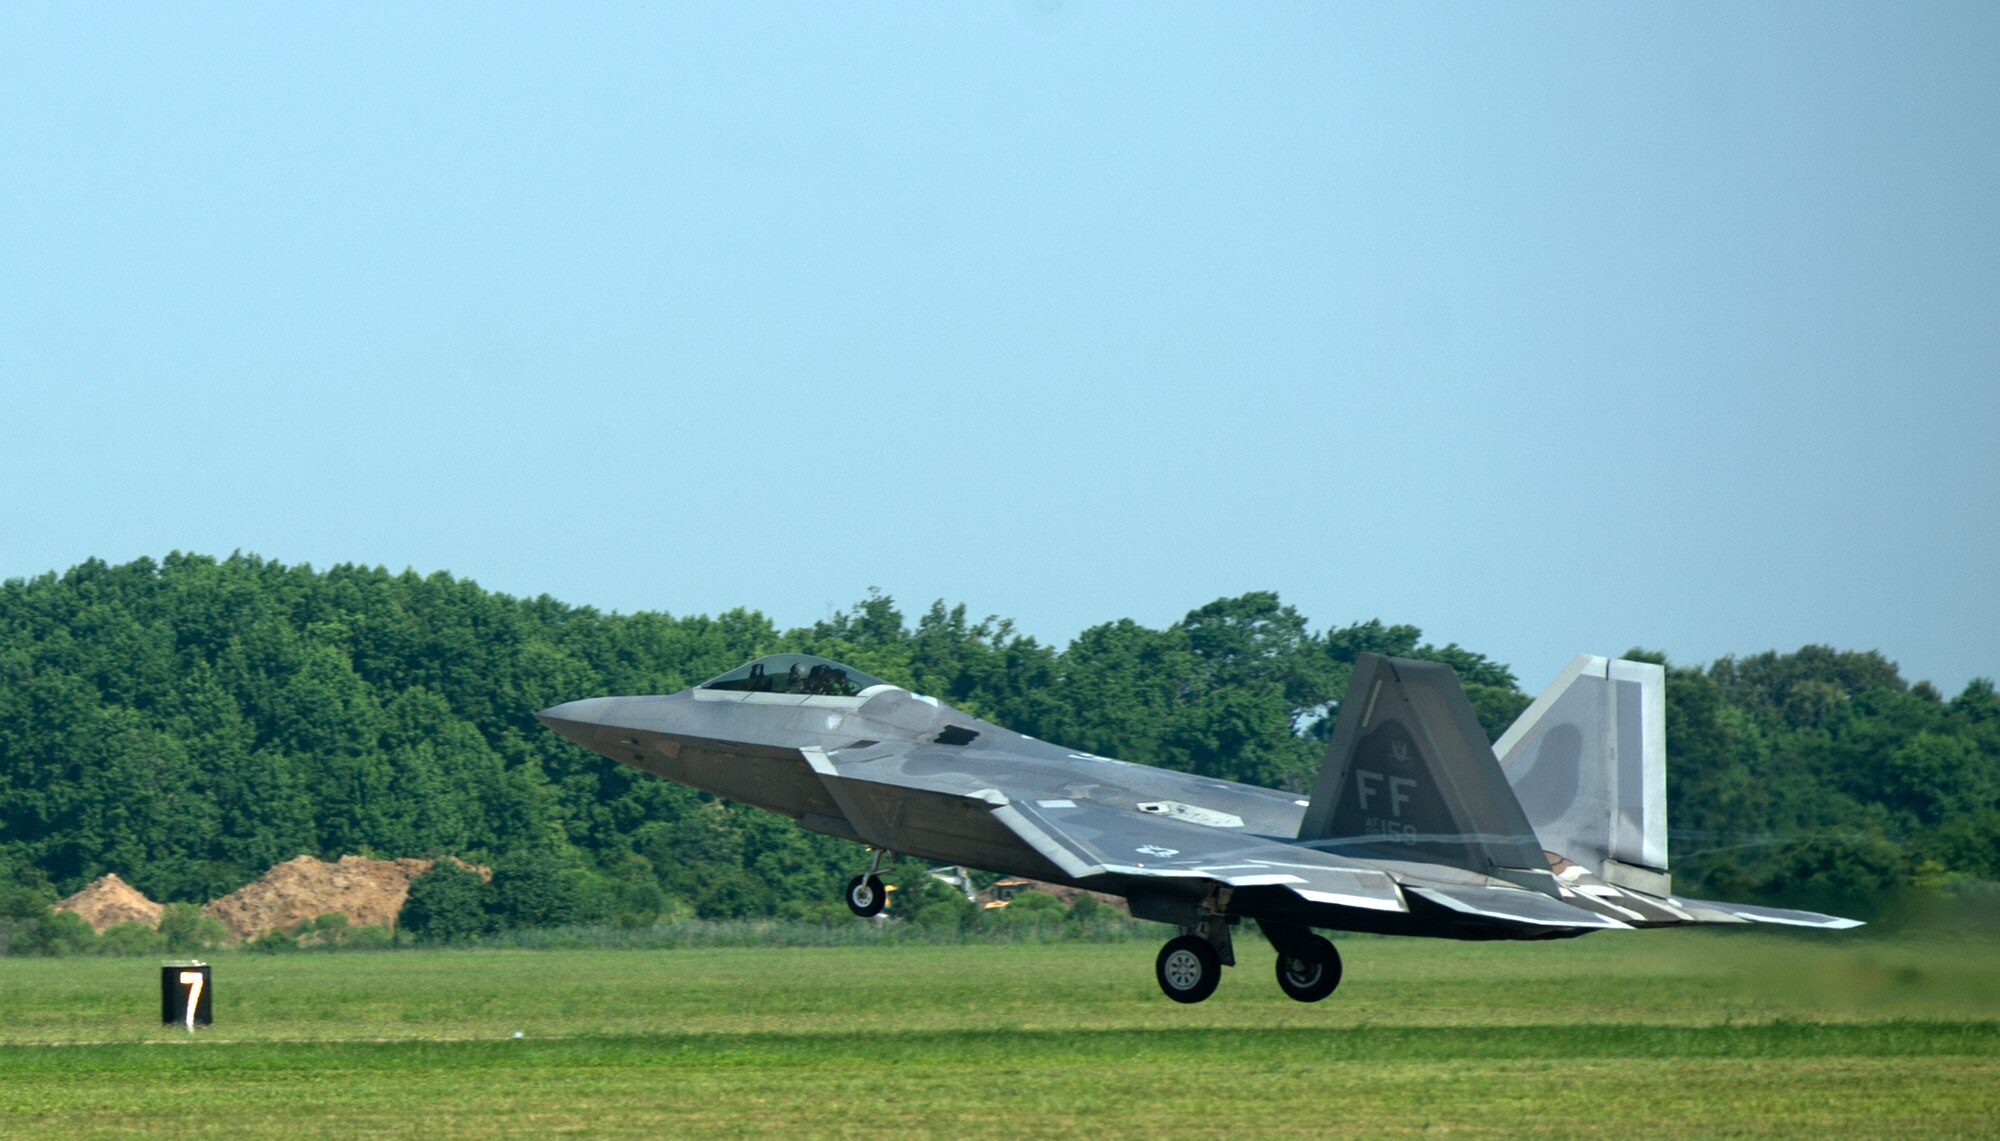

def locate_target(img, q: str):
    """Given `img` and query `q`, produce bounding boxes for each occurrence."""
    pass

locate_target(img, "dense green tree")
[398,861,491,942]
[0,880,52,919]
[486,849,589,930]
[1035,617,1196,767]
[10,909,97,956]
[1319,619,1525,740]
[157,903,228,955]
[883,868,976,932]
[98,921,163,956]
[1711,646,1907,731]
[689,870,779,920]
[992,888,1066,927]
[0,552,1993,929]
[1166,592,1332,787]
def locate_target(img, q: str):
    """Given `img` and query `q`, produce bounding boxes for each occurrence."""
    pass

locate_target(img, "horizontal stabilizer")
[1674,896,1864,930]
[1406,885,1631,931]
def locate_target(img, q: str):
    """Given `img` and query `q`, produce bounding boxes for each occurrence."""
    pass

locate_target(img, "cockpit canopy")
[699,654,889,697]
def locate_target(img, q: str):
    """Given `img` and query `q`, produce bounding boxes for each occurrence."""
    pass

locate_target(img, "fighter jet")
[538,651,1858,1004]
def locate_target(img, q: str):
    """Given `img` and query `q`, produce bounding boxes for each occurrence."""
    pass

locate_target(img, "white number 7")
[179,970,204,1030]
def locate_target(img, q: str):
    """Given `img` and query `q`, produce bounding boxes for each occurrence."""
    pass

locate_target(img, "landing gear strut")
[845,848,888,918]
[1153,886,1235,1003]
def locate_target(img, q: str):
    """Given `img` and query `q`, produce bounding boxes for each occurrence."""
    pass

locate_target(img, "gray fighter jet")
[539,651,1858,1003]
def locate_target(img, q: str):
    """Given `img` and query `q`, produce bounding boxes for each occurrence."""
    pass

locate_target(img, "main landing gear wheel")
[1156,934,1222,1004]
[845,874,886,917]
[1274,935,1342,1003]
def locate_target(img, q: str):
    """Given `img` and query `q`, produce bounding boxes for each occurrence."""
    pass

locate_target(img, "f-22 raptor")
[539,651,1857,1004]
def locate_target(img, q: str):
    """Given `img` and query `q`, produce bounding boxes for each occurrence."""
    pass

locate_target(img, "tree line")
[0,553,1992,934]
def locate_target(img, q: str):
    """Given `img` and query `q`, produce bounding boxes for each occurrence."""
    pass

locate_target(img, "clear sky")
[4,4,1995,695]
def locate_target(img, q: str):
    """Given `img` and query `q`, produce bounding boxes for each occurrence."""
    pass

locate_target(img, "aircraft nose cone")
[537,696,616,725]
[537,697,622,746]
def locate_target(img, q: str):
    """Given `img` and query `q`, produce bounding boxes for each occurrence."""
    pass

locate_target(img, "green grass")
[3,928,1996,1137]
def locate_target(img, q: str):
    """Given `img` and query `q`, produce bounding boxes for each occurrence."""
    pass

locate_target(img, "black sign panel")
[160,963,213,1027]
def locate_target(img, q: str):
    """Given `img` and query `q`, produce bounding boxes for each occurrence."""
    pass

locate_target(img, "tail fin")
[1299,654,1554,894]
[1493,656,1669,896]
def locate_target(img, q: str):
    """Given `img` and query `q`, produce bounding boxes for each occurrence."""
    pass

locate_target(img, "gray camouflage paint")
[539,650,1858,997]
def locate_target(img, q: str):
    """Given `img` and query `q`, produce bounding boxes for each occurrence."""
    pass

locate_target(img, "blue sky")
[4,4,1995,694]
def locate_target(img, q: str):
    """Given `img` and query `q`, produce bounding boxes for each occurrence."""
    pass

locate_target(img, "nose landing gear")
[845,874,886,917]
[844,848,889,918]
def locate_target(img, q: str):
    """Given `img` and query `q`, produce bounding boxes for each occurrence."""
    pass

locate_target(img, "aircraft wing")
[802,742,1629,934]
[995,794,1412,913]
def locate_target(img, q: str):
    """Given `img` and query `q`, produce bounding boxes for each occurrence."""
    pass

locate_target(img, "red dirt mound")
[201,855,439,942]
[55,873,166,933]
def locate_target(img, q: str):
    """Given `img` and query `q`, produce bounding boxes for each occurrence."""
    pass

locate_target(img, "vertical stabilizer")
[1299,654,1552,894]
[1493,655,1669,896]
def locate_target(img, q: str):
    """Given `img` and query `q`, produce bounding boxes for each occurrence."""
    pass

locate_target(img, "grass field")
[3,926,1997,1137]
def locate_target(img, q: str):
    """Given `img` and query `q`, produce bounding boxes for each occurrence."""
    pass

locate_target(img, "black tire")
[845,874,886,918]
[1155,934,1222,1004]
[1274,934,1342,1003]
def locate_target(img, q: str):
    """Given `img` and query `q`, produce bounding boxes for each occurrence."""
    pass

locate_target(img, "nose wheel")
[845,874,886,917]
[844,848,890,918]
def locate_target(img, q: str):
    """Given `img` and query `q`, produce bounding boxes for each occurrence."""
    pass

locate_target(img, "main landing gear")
[1273,933,1342,1003]
[1155,935,1222,1003]
[1155,889,1235,1005]
[845,848,888,918]
[1151,910,1345,1005]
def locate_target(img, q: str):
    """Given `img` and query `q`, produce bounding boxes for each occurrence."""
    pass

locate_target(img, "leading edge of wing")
[801,744,1409,914]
